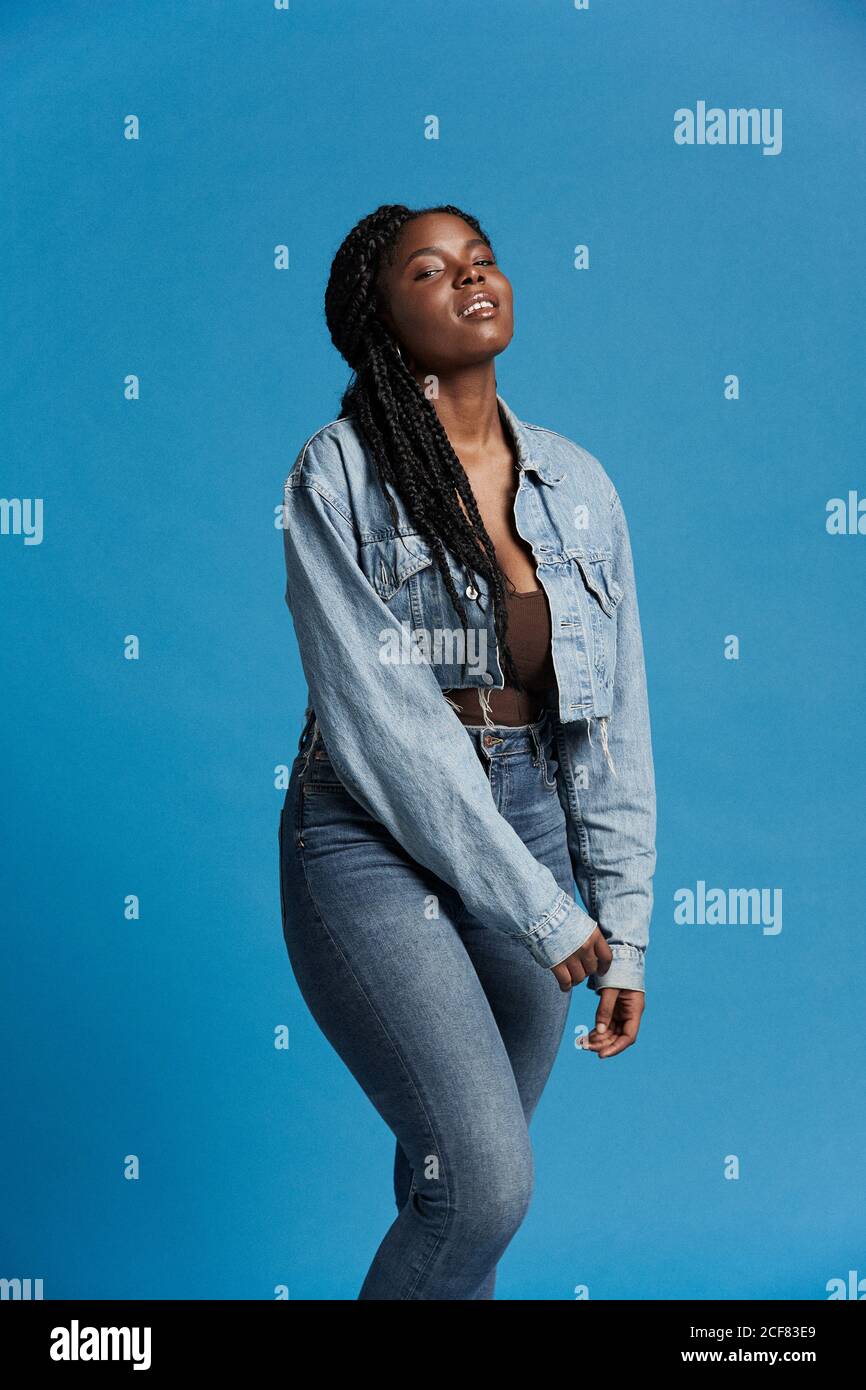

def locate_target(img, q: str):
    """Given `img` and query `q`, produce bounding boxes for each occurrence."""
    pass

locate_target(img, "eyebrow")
[402,237,491,269]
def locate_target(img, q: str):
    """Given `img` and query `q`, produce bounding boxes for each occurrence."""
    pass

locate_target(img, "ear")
[374,294,395,337]
[375,304,410,367]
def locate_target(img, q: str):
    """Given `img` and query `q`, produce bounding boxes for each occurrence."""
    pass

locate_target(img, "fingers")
[551,962,571,992]
[580,988,643,1057]
[550,927,611,993]
[576,927,611,979]
[567,954,587,987]
[594,938,613,976]
[595,986,617,1027]
[551,956,587,992]
[595,1015,640,1058]
[580,987,617,1049]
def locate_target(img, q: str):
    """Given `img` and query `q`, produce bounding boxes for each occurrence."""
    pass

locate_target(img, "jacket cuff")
[588,944,646,993]
[521,890,598,969]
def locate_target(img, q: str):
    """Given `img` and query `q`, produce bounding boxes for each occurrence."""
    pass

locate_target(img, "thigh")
[453,738,576,1121]
[278,763,533,1201]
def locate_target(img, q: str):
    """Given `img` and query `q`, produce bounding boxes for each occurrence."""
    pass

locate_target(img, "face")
[374,212,514,376]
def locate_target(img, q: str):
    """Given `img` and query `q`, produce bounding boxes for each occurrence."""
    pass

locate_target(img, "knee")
[451,1142,535,1244]
[483,1178,534,1245]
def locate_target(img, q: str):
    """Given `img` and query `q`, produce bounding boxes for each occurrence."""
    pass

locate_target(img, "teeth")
[461,299,495,317]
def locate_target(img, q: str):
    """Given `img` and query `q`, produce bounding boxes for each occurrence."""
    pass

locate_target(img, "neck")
[416,364,506,462]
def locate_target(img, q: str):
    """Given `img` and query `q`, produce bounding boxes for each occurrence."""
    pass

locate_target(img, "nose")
[455,260,485,287]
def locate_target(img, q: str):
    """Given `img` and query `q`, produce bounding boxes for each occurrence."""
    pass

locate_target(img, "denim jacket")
[280,394,656,992]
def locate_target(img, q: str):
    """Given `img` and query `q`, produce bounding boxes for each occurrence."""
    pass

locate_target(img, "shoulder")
[283,413,365,490]
[282,413,369,520]
[522,418,618,508]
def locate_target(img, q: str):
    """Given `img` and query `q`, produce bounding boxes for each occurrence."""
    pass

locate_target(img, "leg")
[394,1140,498,1298]
[391,889,574,1301]
[280,777,538,1300]
[452,911,574,1298]
[431,730,578,1299]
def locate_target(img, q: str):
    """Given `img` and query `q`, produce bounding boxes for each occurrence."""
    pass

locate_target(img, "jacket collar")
[496,393,565,486]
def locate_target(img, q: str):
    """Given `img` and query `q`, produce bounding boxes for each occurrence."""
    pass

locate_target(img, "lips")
[457,291,499,319]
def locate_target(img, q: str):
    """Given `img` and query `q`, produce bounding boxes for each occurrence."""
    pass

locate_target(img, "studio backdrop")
[2,0,864,1300]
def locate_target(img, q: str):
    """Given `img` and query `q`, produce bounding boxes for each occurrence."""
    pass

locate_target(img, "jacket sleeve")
[280,467,600,970]
[554,487,657,993]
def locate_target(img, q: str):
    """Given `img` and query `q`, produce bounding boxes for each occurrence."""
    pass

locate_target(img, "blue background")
[2,0,864,1300]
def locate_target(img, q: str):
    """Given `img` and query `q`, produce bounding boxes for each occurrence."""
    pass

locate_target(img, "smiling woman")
[277,202,657,1301]
[457,292,498,319]
[363,210,544,690]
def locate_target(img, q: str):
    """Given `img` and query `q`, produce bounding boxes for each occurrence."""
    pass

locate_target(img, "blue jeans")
[278,709,575,1300]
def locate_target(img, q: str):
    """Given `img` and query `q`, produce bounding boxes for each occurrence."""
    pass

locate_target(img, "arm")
[281,468,600,969]
[554,487,657,992]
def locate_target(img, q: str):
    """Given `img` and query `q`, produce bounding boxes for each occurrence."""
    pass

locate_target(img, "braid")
[323,202,525,691]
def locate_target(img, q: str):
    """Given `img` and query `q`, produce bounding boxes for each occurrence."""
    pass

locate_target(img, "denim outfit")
[279,394,656,991]
[277,394,656,1298]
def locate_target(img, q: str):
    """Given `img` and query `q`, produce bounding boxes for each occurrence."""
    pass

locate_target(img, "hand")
[550,926,612,993]
[580,988,645,1058]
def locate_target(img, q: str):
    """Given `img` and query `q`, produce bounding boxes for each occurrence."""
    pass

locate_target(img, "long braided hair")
[323,202,526,692]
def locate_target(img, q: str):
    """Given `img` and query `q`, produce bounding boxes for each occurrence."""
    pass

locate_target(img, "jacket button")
[465,584,479,599]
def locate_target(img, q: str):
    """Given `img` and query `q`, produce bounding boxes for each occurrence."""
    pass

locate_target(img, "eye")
[414,257,496,280]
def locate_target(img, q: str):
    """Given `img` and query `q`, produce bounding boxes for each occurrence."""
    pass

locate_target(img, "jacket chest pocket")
[359,533,434,630]
[358,533,491,686]
[573,552,623,690]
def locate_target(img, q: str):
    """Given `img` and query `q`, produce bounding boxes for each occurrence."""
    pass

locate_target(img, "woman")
[278,203,656,1300]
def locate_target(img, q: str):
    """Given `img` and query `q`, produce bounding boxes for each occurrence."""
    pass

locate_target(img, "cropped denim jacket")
[280,394,657,992]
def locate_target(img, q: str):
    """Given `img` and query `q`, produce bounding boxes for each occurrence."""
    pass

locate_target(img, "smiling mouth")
[458,298,498,320]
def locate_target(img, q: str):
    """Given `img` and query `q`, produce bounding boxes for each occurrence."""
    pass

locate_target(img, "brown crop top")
[442,586,556,726]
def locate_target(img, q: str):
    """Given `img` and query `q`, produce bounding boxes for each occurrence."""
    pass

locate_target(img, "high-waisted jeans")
[277,709,575,1300]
